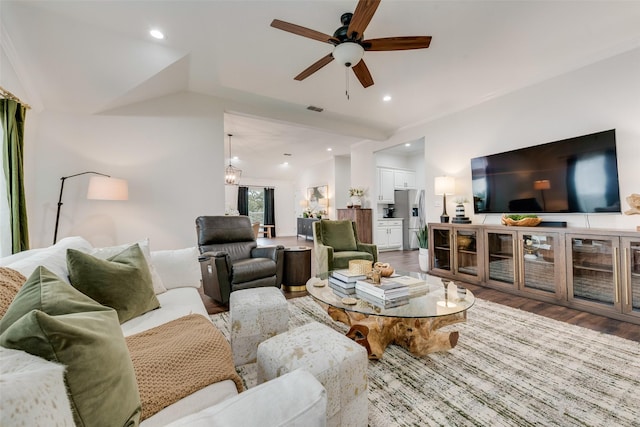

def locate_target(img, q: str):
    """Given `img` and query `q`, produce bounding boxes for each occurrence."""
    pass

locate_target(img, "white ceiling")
[3,1,640,180]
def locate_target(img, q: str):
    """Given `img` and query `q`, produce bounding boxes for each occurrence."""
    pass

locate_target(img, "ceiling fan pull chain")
[345,67,350,100]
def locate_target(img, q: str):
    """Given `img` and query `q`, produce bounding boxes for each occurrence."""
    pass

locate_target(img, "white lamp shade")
[434,176,455,196]
[332,42,364,68]
[534,179,551,190]
[87,176,128,200]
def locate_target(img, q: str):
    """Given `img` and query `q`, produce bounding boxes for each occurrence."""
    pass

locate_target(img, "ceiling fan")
[270,0,432,89]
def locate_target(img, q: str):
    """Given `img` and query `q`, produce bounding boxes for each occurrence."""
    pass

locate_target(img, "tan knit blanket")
[0,267,27,318]
[126,313,243,420]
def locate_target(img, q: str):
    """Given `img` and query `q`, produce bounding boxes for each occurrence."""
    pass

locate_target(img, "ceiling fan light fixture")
[332,42,364,68]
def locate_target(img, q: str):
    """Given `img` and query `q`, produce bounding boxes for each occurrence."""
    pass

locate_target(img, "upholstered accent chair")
[196,216,284,304]
[312,219,378,274]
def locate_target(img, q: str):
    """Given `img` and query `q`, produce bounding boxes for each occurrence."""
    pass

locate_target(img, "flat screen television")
[471,129,621,214]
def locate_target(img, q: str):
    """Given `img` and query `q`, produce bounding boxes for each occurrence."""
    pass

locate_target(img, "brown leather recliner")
[196,215,284,304]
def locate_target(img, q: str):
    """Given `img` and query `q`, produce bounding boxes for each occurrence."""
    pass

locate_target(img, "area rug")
[210,296,640,426]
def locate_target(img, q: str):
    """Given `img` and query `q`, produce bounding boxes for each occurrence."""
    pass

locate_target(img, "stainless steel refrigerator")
[394,189,425,250]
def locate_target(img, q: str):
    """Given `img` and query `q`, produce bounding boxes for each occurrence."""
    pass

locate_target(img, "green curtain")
[264,187,276,237]
[1,99,29,253]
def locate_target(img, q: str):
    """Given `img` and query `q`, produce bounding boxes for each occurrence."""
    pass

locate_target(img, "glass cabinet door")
[432,227,451,272]
[455,229,478,279]
[623,238,640,317]
[486,231,516,287]
[521,233,558,295]
[568,236,619,309]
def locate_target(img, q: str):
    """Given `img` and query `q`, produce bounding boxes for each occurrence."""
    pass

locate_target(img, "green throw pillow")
[67,244,160,323]
[0,266,104,334]
[322,220,358,251]
[0,268,142,427]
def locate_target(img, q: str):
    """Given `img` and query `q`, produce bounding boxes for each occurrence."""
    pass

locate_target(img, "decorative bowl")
[501,215,542,227]
[374,262,394,277]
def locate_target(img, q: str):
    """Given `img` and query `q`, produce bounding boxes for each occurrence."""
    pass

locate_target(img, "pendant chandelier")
[225,133,242,185]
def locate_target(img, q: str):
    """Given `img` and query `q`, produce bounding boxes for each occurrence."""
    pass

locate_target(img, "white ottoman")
[230,287,289,366]
[257,322,368,427]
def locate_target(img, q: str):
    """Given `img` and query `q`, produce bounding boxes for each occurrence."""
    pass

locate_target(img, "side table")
[282,246,312,292]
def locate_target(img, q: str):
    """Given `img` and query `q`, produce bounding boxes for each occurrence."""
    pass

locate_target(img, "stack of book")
[328,269,367,298]
[355,278,410,308]
[391,275,429,296]
[357,291,410,309]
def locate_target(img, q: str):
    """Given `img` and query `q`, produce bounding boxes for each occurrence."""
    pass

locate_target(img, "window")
[247,187,264,224]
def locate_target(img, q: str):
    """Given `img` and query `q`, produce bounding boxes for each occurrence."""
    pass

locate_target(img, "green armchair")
[312,219,378,273]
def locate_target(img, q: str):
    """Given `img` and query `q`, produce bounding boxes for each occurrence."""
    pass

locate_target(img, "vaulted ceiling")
[3,1,640,179]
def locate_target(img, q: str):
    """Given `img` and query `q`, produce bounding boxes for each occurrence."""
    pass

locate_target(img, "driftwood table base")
[324,304,466,360]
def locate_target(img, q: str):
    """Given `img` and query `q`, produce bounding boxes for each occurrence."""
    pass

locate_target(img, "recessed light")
[327,148,333,152]
[283,162,289,166]
[150,29,165,39]
[232,156,239,160]
[383,95,392,102]
[405,143,411,147]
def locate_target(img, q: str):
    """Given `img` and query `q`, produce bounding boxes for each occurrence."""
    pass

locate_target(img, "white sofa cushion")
[141,381,240,427]
[121,287,209,336]
[166,369,327,427]
[150,247,201,289]
[0,347,75,426]
[0,236,89,267]
[5,236,93,282]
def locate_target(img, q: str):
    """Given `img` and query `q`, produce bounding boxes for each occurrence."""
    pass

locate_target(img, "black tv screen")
[471,129,621,214]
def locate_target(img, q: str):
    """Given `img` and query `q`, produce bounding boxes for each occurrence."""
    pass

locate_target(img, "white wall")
[352,48,640,231]
[333,155,351,210]
[298,158,335,218]
[24,92,226,249]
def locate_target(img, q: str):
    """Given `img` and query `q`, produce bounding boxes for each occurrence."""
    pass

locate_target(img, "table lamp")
[435,176,455,223]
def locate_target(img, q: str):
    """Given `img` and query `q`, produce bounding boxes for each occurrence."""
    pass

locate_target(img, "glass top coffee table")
[306,271,475,360]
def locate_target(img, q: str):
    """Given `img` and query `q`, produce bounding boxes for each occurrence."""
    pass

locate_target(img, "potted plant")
[348,187,364,207]
[416,225,429,272]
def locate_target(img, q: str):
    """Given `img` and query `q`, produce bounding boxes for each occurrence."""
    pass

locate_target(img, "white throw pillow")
[150,247,201,289]
[91,238,167,294]
[0,347,75,426]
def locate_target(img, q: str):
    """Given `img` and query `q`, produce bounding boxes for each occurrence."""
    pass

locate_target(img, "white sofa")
[0,236,326,426]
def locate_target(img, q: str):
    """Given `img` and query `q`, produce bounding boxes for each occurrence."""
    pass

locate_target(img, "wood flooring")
[199,235,640,343]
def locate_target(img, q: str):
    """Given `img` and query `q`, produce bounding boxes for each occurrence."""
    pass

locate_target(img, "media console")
[428,222,640,325]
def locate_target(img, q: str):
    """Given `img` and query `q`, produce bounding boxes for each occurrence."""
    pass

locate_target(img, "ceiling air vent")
[307,105,324,112]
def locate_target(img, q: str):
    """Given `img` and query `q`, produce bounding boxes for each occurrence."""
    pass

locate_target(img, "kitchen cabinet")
[376,220,403,251]
[394,170,416,189]
[376,168,395,203]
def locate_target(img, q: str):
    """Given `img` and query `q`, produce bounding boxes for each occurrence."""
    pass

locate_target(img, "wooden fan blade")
[294,53,335,81]
[364,36,432,51]
[352,60,374,88]
[271,19,337,44]
[348,0,381,40]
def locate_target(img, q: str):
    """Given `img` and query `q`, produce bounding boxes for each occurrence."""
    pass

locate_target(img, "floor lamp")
[53,171,128,244]
[435,176,455,223]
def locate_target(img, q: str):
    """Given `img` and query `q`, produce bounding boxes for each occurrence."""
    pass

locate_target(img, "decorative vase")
[418,248,429,272]
[455,203,465,217]
[350,196,362,207]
